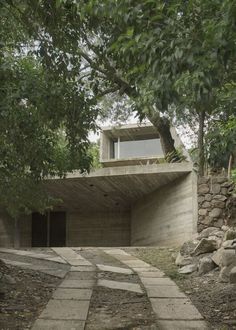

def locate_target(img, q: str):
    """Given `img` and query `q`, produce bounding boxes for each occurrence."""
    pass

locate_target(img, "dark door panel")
[32,213,47,247]
[49,211,66,247]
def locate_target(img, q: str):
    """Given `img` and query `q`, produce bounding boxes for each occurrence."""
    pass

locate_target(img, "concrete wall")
[131,173,197,246]
[67,211,130,247]
[0,212,14,247]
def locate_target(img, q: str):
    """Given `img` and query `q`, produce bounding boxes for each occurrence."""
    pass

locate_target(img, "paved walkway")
[1,247,209,329]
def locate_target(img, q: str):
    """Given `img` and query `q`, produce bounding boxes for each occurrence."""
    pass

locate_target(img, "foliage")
[88,142,101,170]
[0,2,98,217]
[206,116,236,169]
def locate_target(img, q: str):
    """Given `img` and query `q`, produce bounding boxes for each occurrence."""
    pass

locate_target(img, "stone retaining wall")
[198,176,235,232]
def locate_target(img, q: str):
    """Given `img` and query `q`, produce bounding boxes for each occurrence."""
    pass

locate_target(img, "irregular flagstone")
[96,264,133,274]
[32,319,85,330]
[59,279,95,288]
[53,288,92,300]
[52,247,92,266]
[145,285,186,298]
[39,299,90,320]
[157,320,209,330]
[140,277,176,286]
[98,279,143,294]
[150,298,204,320]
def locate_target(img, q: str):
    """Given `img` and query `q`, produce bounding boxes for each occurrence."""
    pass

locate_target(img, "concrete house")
[0,123,197,248]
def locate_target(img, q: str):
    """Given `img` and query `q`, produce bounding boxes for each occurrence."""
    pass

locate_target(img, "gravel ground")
[0,259,62,330]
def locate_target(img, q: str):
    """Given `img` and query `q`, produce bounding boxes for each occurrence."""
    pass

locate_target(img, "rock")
[221,181,233,188]
[208,236,222,248]
[217,177,228,184]
[180,240,199,256]
[198,227,218,239]
[175,252,193,267]
[198,184,210,194]
[212,218,224,228]
[198,177,210,184]
[212,247,224,266]
[209,208,222,218]
[178,264,198,274]
[224,229,236,241]
[202,201,211,208]
[211,184,221,194]
[219,264,236,282]
[198,256,216,275]
[213,195,227,201]
[193,238,218,256]
[212,200,225,208]
[221,187,228,195]
[229,266,236,284]
[199,209,208,216]
[222,240,234,248]
[198,196,205,203]
[222,225,230,232]
[221,249,236,267]
[205,194,212,201]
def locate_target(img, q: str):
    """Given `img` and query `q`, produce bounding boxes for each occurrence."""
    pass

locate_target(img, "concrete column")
[117,136,120,159]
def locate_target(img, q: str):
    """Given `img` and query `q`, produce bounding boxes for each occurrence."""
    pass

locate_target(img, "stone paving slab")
[140,277,176,286]
[146,285,186,298]
[104,249,129,255]
[52,248,92,266]
[59,279,95,288]
[2,258,31,267]
[96,264,133,274]
[98,279,143,294]
[121,259,151,268]
[32,319,85,330]
[70,266,95,272]
[39,299,90,320]
[138,271,165,278]
[157,320,209,329]
[150,298,204,320]
[133,267,159,273]
[53,288,92,300]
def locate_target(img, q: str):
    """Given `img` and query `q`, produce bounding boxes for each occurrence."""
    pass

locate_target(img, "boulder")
[221,187,228,195]
[221,249,236,267]
[211,247,224,266]
[193,238,218,256]
[180,240,199,256]
[219,264,236,282]
[202,201,211,208]
[178,264,198,274]
[224,229,236,241]
[198,177,210,184]
[222,225,230,232]
[198,256,216,275]
[229,266,236,284]
[198,227,218,239]
[222,240,234,248]
[175,252,193,267]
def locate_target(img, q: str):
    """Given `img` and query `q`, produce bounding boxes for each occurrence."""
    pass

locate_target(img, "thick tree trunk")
[147,111,180,162]
[198,110,205,176]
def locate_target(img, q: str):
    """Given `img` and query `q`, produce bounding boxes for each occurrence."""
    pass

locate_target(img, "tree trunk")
[147,111,180,162]
[198,110,206,176]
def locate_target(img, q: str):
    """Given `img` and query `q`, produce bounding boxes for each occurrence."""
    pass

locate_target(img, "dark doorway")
[32,213,47,247]
[31,211,66,247]
[49,211,66,247]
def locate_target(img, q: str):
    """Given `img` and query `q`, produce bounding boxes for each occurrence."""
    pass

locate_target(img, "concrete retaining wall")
[130,173,197,246]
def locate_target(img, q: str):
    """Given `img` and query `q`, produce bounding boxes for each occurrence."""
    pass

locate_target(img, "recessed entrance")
[32,211,66,247]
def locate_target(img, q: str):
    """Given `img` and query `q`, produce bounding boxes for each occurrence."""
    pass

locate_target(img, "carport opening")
[32,211,66,247]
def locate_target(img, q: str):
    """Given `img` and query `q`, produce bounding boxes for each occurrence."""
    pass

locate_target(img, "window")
[112,137,163,159]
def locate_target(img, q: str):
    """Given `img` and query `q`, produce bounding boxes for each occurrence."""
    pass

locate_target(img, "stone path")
[104,248,209,330]
[1,247,209,329]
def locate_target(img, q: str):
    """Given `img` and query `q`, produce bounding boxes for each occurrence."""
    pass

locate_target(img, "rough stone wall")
[198,176,235,232]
